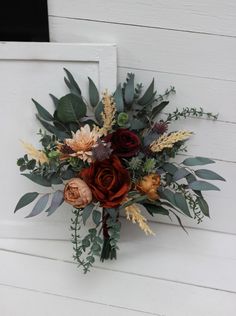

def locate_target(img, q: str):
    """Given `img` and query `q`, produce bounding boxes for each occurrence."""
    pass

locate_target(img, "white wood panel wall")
[1,2,236,315]
[47,1,236,234]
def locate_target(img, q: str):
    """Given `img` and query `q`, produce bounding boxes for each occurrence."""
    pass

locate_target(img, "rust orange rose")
[80,155,131,208]
[64,178,92,208]
[136,173,161,200]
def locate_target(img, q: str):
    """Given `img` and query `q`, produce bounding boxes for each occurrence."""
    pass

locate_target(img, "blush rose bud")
[64,178,92,208]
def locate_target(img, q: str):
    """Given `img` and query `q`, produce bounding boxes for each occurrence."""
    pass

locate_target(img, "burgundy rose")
[104,129,141,158]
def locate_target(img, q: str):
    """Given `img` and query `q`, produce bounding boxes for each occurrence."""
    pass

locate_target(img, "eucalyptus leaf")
[130,119,146,130]
[173,168,190,181]
[64,68,81,96]
[88,77,99,107]
[22,174,51,187]
[82,204,94,225]
[189,181,220,191]
[92,210,101,225]
[14,192,39,213]
[138,79,154,105]
[163,163,178,175]
[161,189,176,206]
[197,196,210,217]
[106,208,117,219]
[26,194,50,218]
[183,157,215,166]
[124,73,134,104]
[57,94,86,123]
[195,169,225,181]
[36,115,69,139]
[47,190,64,216]
[32,99,54,121]
[113,84,124,112]
[174,193,191,217]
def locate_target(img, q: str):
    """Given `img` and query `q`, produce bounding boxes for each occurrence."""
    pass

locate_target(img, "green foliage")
[189,180,220,191]
[165,107,218,123]
[183,157,215,166]
[46,190,64,216]
[195,169,225,181]
[14,192,39,213]
[113,84,124,112]
[57,94,87,123]
[25,194,50,218]
[88,77,99,107]
[64,68,81,96]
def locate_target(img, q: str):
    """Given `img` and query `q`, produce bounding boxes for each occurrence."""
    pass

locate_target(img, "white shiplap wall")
[2,2,236,316]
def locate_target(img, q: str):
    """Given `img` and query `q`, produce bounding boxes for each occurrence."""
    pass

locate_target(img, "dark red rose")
[80,155,131,208]
[104,129,141,158]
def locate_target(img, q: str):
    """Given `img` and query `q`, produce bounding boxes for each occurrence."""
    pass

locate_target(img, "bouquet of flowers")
[15,70,224,273]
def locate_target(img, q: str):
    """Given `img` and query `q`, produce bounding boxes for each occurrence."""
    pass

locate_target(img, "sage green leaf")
[163,163,178,175]
[57,94,86,123]
[143,203,169,216]
[197,196,210,217]
[47,190,64,216]
[113,84,124,112]
[138,79,154,105]
[189,180,220,191]
[26,194,50,218]
[151,101,169,119]
[94,100,104,125]
[124,73,134,104]
[174,193,191,217]
[106,208,117,219]
[49,94,59,109]
[92,210,101,225]
[173,168,190,181]
[32,99,54,121]
[183,157,215,166]
[88,77,99,107]
[22,174,51,187]
[63,68,81,96]
[14,192,39,213]
[130,119,146,130]
[82,204,94,225]
[195,169,225,181]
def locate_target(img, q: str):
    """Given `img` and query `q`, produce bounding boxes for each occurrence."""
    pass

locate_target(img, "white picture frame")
[0,42,117,240]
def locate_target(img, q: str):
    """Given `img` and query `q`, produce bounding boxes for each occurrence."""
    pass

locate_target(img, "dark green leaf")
[113,84,124,112]
[49,94,59,109]
[151,101,169,119]
[64,68,81,96]
[50,175,63,185]
[170,211,188,234]
[36,115,69,139]
[197,196,210,217]
[124,73,134,104]
[26,194,49,218]
[57,94,86,123]
[189,181,220,191]
[88,77,99,107]
[94,100,104,125]
[32,99,54,121]
[22,174,51,187]
[106,208,117,219]
[195,169,225,181]
[92,210,101,225]
[183,157,215,166]
[143,203,169,216]
[82,204,94,225]
[47,190,64,216]
[174,193,191,217]
[138,79,154,105]
[173,168,190,181]
[17,158,25,166]
[14,192,39,213]
[161,189,176,205]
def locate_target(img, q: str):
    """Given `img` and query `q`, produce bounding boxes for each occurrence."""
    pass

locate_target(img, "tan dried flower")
[64,124,99,163]
[125,202,155,236]
[150,130,192,153]
[21,141,48,164]
[64,178,92,208]
[97,90,116,136]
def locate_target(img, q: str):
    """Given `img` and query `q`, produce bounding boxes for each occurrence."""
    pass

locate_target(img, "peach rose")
[64,178,92,208]
[136,173,161,200]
